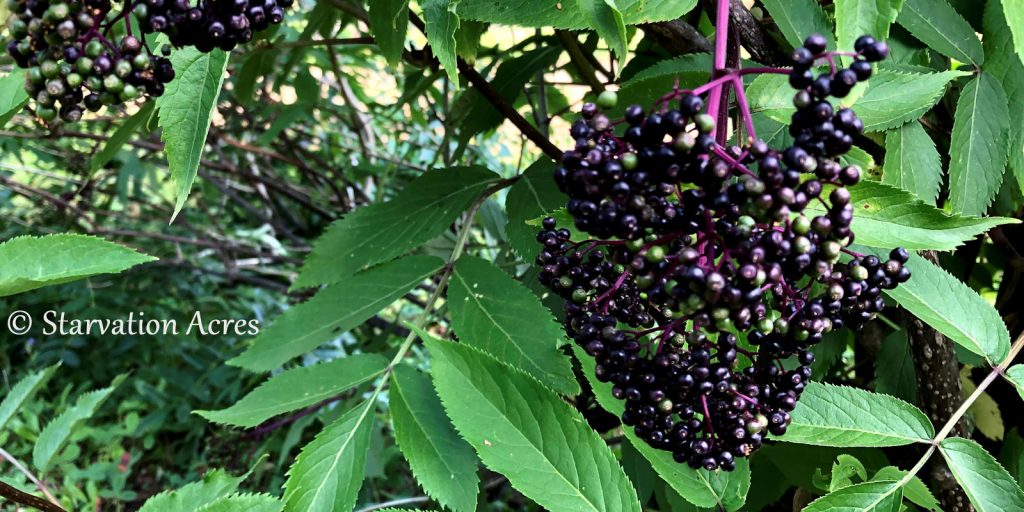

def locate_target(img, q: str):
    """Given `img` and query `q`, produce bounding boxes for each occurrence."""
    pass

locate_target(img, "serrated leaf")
[948,73,1011,216]
[882,121,942,205]
[448,255,580,394]
[197,354,388,427]
[390,365,479,512]
[865,249,1011,363]
[802,480,903,512]
[423,0,461,84]
[829,454,868,492]
[454,0,695,29]
[897,0,984,65]
[33,375,125,471]
[803,180,1018,251]
[853,69,968,131]
[230,255,443,372]
[283,400,375,512]
[505,160,563,260]
[196,493,283,512]
[91,102,155,173]
[0,365,59,431]
[1006,365,1024,401]
[872,467,941,511]
[1001,0,1024,62]
[760,0,835,49]
[873,331,917,403]
[368,0,410,68]
[574,346,751,511]
[294,166,499,288]
[579,0,628,65]
[616,54,711,107]
[155,47,229,221]
[0,234,156,298]
[0,70,28,128]
[139,469,247,512]
[425,335,642,512]
[940,437,1024,511]
[747,73,795,123]
[985,0,1024,193]
[835,0,903,55]
[784,382,933,447]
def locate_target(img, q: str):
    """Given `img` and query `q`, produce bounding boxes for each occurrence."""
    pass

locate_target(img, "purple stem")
[730,75,757,142]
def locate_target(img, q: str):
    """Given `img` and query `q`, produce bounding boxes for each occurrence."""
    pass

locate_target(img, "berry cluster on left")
[4,0,291,123]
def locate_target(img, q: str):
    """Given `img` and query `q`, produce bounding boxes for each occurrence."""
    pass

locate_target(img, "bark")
[903,252,973,512]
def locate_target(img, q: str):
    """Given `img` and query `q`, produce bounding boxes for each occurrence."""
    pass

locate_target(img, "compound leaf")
[454,0,694,29]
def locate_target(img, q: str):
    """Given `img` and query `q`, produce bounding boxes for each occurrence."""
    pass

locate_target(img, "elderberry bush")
[4,0,292,123]
[537,34,909,471]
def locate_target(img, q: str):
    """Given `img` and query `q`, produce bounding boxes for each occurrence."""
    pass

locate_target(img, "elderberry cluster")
[138,0,293,53]
[5,0,292,123]
[6,0,174,122]
[538,34,910,471]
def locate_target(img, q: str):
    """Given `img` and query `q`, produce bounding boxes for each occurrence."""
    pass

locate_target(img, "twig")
[0,481,66,512]
[0,448,62,507]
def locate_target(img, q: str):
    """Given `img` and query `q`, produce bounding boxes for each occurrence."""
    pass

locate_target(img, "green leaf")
[747,73,796,124]
[1001,0,1024,62]
[882,121,942,204]
[984,0,1024,193]
[139,469,247,512]
[283,400,375,512]
[448,255,579,394]
[802,480,903,512]
[91,102,156,173]
[873,331,917,403]
[870,249,1011,363]
[230,255,443,372]
[423,0,461,84]
[425,335,642,512]
[0,234,156,298]
[155,47,229,221]
[1000,428,1024,486]
[940,437,1024,511]
[294,166,499,288]
[579,0,628,65]
[0,70,28,128]
[835,0,904,54]
[454,0,695,29]
[872,467,941,511]
[948,73,1011,216]
[368,0,410,68]
[1006,365,1024,401]
[0,365,59,431]
[897,0,984,65]
[616,54,711,108]
[574,346,751,510]
[760,0,835,49]
[803,180,1018,251]
[784,382,933,447]
[197,354,388,427]
[828,454,868,492]
[505,160,563,260]
[33,375,125,471]
[390,365,479,512]
[852,69,968,131]
[196,494,283,512]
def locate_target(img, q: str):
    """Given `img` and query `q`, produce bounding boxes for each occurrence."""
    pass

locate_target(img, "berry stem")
[730,75,757,142]
[705,0,730,133]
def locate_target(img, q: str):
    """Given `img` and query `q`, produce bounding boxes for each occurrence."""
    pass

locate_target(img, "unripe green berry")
[596,90,618,109]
